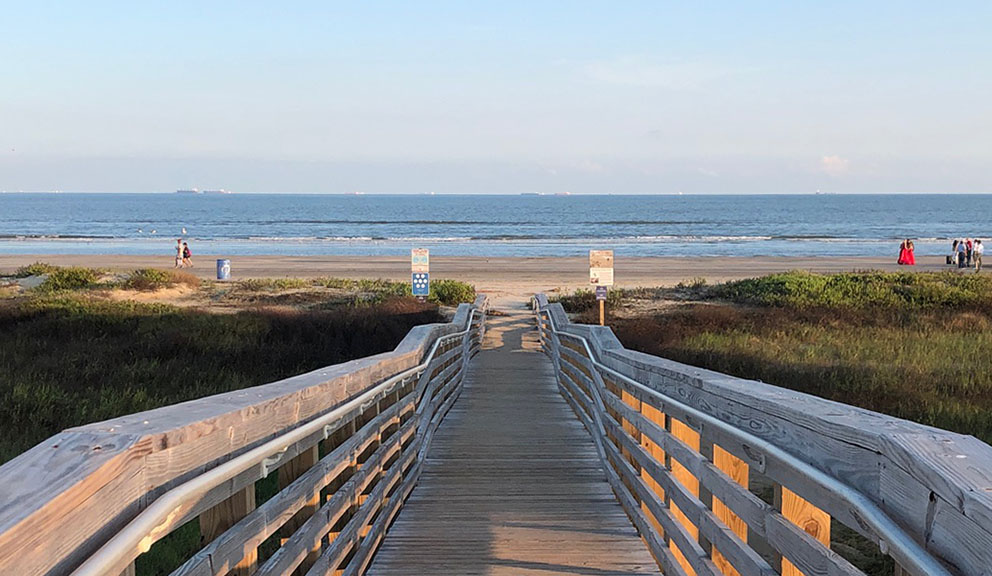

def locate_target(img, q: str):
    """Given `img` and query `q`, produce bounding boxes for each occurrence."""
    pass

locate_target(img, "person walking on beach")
[957,240,967,269]
[966,238,974,267]
[174,239,183,268]
[182,242,193,268]
[975,240,984,272]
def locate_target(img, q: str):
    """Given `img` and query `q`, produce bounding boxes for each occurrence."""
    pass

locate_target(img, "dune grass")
[593,271,992,443]
[0,294,444,465]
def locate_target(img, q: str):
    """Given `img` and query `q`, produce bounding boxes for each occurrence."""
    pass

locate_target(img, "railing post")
[278,445,321,575]
[711,444,749,576]
[199,484,257,576]
[640,401,666,538]
[778,485,831,576]
[668,416,700,576]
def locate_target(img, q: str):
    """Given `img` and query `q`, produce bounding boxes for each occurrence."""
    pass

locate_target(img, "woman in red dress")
[898,239,916,265]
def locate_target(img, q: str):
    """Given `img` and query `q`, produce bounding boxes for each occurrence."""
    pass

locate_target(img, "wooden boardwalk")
[367,309,661,576]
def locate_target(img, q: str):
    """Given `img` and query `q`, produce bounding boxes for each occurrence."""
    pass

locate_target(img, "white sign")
[411,248,430,273]
[589,250,614,286]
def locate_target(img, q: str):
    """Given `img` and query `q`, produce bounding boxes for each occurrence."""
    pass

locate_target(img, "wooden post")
[780,485,831,576]
[199,484,257,576]
[712,444,748,576]
[669,417,700,576]
[279,445,321,575]
[599,299,605,326]
[640,402,666,537]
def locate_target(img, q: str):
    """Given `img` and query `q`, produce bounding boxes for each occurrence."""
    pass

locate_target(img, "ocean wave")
[0,234,972,245]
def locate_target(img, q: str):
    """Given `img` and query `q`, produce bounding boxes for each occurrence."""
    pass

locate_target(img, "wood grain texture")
[199,484,257,576]
[536,296,992,575]
[713,444,749,576]
[671,417,702,576]
[780,486,830,576]
[367,310,661,576]
[0,297,485,576]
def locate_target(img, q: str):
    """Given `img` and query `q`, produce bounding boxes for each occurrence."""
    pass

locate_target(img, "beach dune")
[0,254,951,300]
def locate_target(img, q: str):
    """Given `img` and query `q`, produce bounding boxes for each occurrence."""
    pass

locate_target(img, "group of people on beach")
[950,238,983,271]
[174,238,193,268]
[898,238,984,272]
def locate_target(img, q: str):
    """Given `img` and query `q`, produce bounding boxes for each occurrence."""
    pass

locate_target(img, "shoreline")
[0,254,958,300]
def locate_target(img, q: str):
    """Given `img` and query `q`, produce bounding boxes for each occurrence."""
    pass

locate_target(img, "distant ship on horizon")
[175,188,234,195]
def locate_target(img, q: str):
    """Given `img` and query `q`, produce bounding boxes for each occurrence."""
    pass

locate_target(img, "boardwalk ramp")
[366,309,660,575]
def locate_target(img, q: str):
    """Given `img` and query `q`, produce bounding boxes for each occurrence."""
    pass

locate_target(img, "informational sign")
[411,248,430,273]
[412,272,430,296]
[589,250,614,286]
[595,286,608,301]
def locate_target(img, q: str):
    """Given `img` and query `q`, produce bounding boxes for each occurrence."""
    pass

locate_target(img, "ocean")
[0,193,989,258]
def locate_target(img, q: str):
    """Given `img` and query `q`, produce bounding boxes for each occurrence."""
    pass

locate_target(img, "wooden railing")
[534,294,992,576]
[0,295,487,576]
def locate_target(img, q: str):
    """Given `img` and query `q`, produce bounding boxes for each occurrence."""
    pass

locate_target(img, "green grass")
[0,294,444,464]
[241,276,476,306]
[35,266,99,292]
[711,270,992,312]
[13,262,59,278]
[550,287,625,313]
[123,268,201,291]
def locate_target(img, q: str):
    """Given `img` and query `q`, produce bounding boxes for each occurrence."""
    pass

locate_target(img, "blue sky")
[1,1,990,193]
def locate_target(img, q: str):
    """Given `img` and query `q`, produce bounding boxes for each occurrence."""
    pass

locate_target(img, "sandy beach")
[0,254,953,301]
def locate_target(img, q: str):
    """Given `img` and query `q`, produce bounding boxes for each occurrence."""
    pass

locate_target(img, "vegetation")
[13,262,59,278]
[237,276,475,306]
[0,264,473,465]
[564,271,992,575]
[590,271,992,444]
[712,270,992,312]
[123,268,201,291]
[0,263,475,575]
[550,287,625,312]
[35,266,100,292]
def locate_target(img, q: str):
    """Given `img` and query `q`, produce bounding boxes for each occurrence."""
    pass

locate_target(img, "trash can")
[216,259,231,280]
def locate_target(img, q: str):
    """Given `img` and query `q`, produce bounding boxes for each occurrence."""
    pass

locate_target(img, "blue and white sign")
[412,272,430,296]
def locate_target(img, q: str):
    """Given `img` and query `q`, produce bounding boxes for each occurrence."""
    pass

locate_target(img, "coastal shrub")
[238,277,311,291]
[712,271,992,312]
[428,279,476,306]
[36,266,98,292]
[124,268,201,291]
[314,277,356,289]
[13,262,59,278]
[551,288,624,313]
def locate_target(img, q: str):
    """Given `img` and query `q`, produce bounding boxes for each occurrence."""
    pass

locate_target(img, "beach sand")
[0,254,953,306]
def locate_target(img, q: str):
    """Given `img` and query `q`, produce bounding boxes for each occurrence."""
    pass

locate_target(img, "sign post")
[589,250,614,326]
[411,248,430,299]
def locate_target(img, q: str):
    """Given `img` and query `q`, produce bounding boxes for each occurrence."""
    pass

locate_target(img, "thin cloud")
[583,56,758,90]
[820,155,850,176]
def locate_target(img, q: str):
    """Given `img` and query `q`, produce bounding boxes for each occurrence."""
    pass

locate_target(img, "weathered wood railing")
[534,294,992,576]
[0,295,486,576]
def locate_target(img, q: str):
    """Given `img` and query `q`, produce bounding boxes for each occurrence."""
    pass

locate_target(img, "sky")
[1,1,990,194]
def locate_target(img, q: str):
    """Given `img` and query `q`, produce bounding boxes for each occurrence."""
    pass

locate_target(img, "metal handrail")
[71,307,482,576]
[535,298,950,576]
